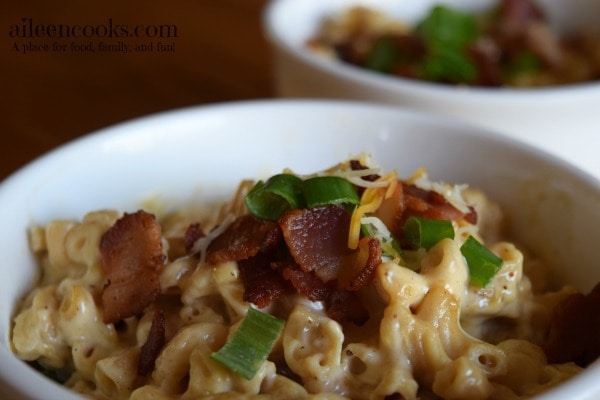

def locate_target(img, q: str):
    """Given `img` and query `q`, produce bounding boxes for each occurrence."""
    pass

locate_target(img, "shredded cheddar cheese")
[348,171,397,249]
[405,166,427,183]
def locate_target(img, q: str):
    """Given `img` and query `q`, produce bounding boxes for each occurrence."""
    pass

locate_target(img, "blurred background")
[1,0,272,180]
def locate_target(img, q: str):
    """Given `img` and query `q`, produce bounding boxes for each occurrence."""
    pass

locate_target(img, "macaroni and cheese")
[11,155,596,399]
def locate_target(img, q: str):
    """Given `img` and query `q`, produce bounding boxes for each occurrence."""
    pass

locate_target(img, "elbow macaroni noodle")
[11,170,584,400]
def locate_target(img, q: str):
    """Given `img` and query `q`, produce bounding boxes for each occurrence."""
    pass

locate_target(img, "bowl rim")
[263,0,600,101]
[2,98,599,195]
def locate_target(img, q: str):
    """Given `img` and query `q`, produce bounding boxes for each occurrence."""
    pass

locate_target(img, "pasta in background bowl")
[263,0,600,178]
[0,100,599,399]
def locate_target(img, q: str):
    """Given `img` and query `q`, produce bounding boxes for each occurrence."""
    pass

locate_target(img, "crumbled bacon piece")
[463,206,478,225]
[492,0,563,69]
[138,309,166,376]
[282,265,330,302]
[282,265,369,325]
[376,182,477,238]
[350,159,380,197]
[497,0,544,29]
[205,214,281,264]
[337,237,381,291]
[195,206,375,324]
[350,159,380,182]
[325,288,369,326]
[238,253,294,308]
[403,184,466,223]
[184,222,205,255]
[468,39,504,87]
[492,0,544,50]
[280,205,352,282]
[543,283,600,367]
[100,210,164,324]
[239,257,371,325]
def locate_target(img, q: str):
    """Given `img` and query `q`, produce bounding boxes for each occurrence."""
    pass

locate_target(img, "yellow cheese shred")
[405,166,426,183]
[348,171,397,249]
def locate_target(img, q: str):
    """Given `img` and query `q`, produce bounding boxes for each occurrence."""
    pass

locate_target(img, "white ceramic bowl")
[0,100,599,399]
[264,0,600,178]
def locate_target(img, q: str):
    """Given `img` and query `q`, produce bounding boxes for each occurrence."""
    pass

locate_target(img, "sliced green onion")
[416,4,478,83]
[245,174,360,220]
[419,48,477,83]
[403,216,455,250]
[211,307,285,380]
[506,50,542,79]
[301,176,360,209]
[460,235,503,287]
[365,36,400,73]
[361,216,402,260]
[417,5,477,49]
[244,174,304,220]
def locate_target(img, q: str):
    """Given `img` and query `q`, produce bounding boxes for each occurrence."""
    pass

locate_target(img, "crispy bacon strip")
[232,260,371,325]
[205,214,281,264]
[403,184,467,222]
[100,210,164,324]
[493,0,563,68]
[184,222,205,255]
[282,265,369,325]
[280,205,352,283]
[377,182,477,238]
[497,0,544,31]
[468,39,504,87]
[350,159,380,197]
[325,288,369,326]
[238,254,293,308]
[137,309,166,376]
[543,283,600,367]
[282,265,330,302]
[349,160,380,182]
[337,237,381,291]
[194,205,376,325]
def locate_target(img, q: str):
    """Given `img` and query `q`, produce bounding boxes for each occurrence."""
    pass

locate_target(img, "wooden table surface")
[1,0,273,180]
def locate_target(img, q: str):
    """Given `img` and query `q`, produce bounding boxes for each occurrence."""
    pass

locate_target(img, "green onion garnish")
[244,174,304,221]
[460,235,503,287]
[211,307,285,380]
[416,4,478,83]
[506,50,542,81]
[417,5,477,49]
[419,47,477,83]
[365,36,400,73]
[245,175,360,220]
[301,176,360,209]
[403,216,455,250]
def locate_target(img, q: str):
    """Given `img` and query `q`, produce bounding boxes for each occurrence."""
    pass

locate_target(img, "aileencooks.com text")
[9,17,178,40]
